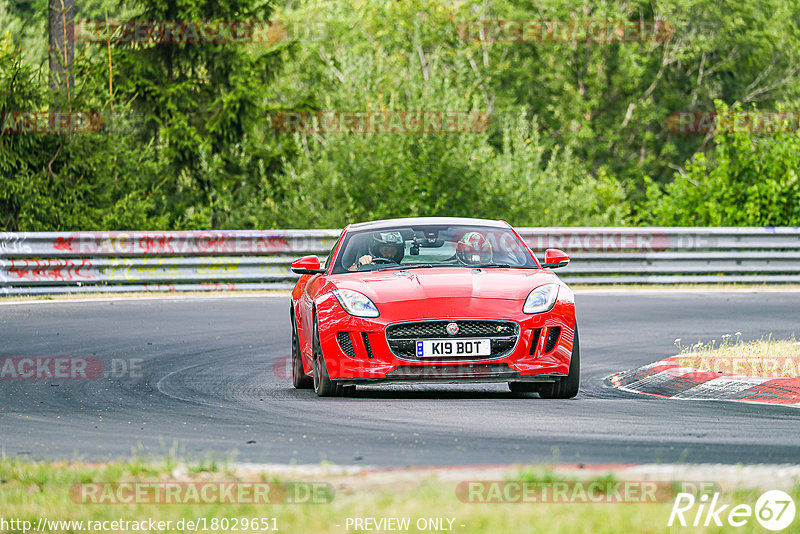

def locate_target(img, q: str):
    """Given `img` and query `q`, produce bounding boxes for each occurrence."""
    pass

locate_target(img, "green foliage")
[640,104,800,225]
[485,0,800,192]
[107,0,284,228]
[0,0,283,230]
[244,0,629,228]
[0,38,168,230]
[2,0,800,230]
[1,0,48,65]
[257,111,629,227]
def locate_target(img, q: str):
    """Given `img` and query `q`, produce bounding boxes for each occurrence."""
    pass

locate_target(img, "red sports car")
[289,217,579,398]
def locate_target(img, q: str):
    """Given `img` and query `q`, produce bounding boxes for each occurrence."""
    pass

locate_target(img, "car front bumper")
[314,294,576,383]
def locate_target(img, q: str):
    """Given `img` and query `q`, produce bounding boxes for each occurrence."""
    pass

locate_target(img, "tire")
[291,314,312,389]
[538,324,580,399]
[508,382,538,393]
[312,317,337,397]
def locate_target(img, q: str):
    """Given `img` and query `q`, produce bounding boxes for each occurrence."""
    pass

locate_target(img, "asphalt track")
[1,291,799,466]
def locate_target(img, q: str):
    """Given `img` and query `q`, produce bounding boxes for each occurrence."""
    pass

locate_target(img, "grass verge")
[674,335,800,378]
[1,459,798,533]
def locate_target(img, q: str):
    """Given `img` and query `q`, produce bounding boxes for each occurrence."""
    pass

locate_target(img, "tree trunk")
[48,0,75,102]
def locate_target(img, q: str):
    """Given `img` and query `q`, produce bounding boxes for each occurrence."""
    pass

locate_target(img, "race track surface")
[1,291,799,466]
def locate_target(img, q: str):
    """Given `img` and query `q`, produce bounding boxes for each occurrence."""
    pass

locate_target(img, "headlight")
[332,289,380,318]
[523,284,559,314]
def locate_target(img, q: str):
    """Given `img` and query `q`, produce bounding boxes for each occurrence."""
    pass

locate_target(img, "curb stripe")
[674,378,769,399]
[610,356,800,407]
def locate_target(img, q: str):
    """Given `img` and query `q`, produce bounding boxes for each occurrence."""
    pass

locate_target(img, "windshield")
[330,224,538,274]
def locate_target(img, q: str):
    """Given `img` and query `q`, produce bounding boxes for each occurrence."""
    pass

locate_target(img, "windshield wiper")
[378,263,435,271]
[468,263,512,269]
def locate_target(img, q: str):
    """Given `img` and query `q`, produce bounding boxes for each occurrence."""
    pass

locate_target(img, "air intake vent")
[361,332,374,358]
[337,332,355,357]
[529,328,542,355]
[545,327,561,353]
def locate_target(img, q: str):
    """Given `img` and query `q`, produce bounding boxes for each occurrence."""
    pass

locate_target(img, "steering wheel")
[369,257,397,265]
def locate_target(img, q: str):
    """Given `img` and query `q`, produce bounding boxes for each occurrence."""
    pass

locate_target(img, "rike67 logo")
[669,490,796,531]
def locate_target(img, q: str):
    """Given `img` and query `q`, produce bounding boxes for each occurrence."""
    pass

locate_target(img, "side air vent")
[545,327,561,353]
[529,328,542,355]
[361,333,374,358]
[337,332,356,357]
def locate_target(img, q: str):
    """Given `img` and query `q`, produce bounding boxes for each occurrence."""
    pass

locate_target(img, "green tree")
[108,0,283,228]
[248,0,629,228]
[483,0,800,194]
[640,102,800,225]
[0,37,166,230]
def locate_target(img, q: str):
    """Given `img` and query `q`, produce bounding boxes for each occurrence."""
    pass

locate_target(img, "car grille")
[385,320,519,361]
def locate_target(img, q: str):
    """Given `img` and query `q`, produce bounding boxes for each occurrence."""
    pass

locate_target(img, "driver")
[456,231,493,265]
[350,231,405,270]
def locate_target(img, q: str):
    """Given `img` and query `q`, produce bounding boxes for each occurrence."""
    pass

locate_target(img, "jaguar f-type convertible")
[289,217,579,398]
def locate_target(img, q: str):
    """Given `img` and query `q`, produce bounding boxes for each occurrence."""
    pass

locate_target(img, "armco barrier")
[1,227,799,295]
[0,230,339,295]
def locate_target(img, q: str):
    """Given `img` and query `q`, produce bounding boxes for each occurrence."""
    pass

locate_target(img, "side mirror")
[542,248,570,269]
[291,255,326,275]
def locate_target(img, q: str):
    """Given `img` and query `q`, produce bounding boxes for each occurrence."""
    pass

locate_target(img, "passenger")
[456,232,493,265]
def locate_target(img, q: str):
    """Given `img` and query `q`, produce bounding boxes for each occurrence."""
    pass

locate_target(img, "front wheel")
[312,319,337,397]
[538,324,580,399]
[291,316,312,389]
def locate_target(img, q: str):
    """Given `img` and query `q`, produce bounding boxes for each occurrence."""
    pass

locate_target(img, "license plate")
[416,338,491,358]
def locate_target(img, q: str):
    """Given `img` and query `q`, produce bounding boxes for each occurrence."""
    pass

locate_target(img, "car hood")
[329,267,559,303]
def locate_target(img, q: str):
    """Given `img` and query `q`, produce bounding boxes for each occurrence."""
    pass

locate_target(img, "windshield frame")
[330,223,540,275]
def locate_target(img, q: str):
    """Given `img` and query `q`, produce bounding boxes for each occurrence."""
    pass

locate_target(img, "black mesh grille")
[385,320,519,361]
[545,327,561,353]
[387,321,517,339]
[337,332,355,357]
[362,332,374,358]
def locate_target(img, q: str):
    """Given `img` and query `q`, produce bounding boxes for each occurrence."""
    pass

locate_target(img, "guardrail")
[1,227,799,295]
